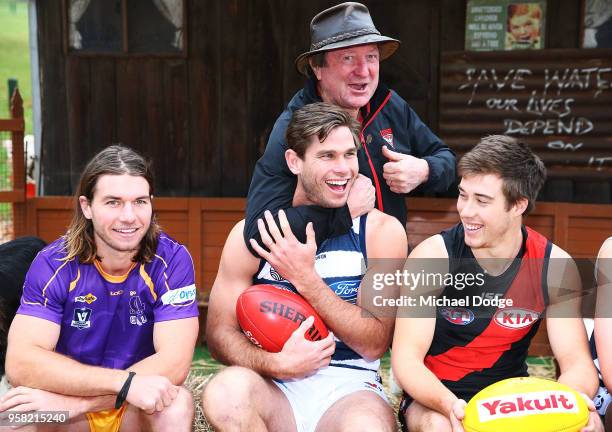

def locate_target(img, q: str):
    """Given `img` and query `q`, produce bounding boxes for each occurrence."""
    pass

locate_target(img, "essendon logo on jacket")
[494,308,540,329]
[380,128,394,148]
[477,391,579,422]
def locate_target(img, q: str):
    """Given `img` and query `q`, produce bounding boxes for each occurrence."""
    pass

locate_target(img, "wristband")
[115,371,136,409]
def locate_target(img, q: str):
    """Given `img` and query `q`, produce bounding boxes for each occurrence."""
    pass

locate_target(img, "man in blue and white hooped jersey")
[202,102,407,432]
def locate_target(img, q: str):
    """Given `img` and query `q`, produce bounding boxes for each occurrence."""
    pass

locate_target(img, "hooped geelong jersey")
[589,331,612,415]
[424,224,552,401]
[253,215,377,371]
[17,233,199,370]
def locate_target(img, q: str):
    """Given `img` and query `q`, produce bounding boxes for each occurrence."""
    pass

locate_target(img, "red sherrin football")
[236,284,329,352]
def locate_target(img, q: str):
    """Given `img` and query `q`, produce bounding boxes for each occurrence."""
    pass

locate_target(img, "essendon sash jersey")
[424,224,552,400]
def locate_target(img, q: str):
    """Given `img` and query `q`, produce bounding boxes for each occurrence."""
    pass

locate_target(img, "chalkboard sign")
[582,0,612,48]
[439,49,612,203]
[440,49,612,179]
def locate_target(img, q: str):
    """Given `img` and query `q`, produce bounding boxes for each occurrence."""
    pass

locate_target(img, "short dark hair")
[458,135,546,215]
[63,145,160,263]
[306,52,328,78]
[285,102,361,158]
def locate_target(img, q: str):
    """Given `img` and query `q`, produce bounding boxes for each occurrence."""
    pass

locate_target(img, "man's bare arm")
[302,211,407,360]
[547,245,599,398]
[6,316,129,397]
[6,315,196,412]
[6,266,198,419]
[391,235,460,416]
[129,317,199,385]
[251,210,407,361]
[207,221,283,373]
[207,220,334,380]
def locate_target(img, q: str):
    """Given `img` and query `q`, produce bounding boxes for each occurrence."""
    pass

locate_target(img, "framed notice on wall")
[465,0,547,51]
[582,0,612,48]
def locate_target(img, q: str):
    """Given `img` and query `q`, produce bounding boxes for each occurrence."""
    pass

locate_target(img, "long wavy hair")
[63,145,160,264]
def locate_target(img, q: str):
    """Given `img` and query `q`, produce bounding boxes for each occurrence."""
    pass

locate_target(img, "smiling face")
[286,125,359,208]
[79,174,152,260]
[457,173,526,251]
[311,44,380,115]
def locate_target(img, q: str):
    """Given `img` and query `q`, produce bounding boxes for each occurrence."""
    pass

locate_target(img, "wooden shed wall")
[27,196,609,295]
[27,196,608,353]
[37,0,609,202]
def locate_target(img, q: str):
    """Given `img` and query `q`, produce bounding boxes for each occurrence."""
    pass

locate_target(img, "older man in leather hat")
[244,2,456,254]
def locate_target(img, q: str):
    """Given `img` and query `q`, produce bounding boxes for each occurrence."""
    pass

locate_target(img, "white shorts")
[273,366,388,432]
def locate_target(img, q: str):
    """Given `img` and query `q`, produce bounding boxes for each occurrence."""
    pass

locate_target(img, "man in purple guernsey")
[0,146,198,431]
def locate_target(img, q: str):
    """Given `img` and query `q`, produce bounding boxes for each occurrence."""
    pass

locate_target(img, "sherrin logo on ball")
[463,377,589,432]
[236,284,329,352]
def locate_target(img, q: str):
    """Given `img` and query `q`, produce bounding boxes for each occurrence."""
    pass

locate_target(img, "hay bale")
[185,370,216,432]
[527,356,557,380]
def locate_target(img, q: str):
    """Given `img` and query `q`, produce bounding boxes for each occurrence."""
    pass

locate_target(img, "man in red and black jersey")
[391,135,603,432]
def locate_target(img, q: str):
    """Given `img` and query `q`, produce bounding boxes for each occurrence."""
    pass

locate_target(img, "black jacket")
[244,78,456,253]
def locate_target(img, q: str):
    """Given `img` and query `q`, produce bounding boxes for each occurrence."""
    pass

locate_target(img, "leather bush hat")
[295,2,400,75]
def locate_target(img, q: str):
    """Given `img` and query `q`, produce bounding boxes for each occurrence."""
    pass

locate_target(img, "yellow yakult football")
[463,377,589,432]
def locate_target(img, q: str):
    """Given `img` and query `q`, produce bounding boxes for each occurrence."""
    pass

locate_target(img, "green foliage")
[0,0,32,134]
[0,143,11,235]
[0,143,9,190]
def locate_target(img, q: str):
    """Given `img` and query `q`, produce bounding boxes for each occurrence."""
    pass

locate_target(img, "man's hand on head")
[382,145,429,194]
[249,210,319,291]
[347,174,375,218]
[272,316,335,380]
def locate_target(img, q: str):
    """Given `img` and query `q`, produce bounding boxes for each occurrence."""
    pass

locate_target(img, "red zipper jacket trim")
[359,91,392,212]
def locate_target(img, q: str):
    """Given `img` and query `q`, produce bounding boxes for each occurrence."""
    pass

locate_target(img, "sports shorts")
[85,405,128,432]
[273,366,387,432]
[398,389,476,432]
[594,384,612,417]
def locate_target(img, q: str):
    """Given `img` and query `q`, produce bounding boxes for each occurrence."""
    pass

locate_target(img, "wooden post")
[7,79,17,110]
[10,88,26,238]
